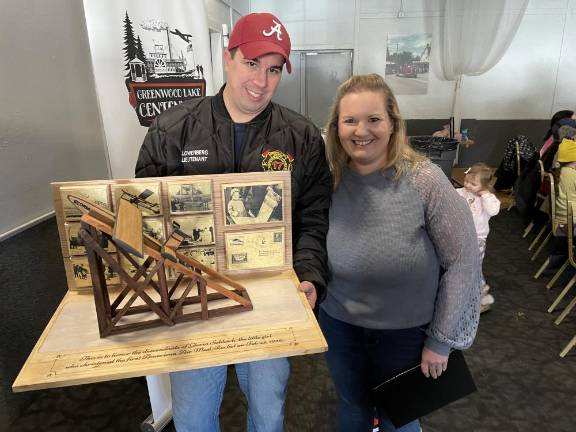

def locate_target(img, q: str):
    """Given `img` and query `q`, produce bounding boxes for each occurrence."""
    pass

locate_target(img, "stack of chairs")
[549,201,576,357]
[523,160,546,239]
[525,166,576,357]
[532,172,567,284]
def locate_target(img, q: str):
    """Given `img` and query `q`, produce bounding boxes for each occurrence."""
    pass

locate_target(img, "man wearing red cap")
[135,12,330,432]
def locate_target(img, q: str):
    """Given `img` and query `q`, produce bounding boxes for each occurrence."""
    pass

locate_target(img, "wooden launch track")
[70,193,253,337]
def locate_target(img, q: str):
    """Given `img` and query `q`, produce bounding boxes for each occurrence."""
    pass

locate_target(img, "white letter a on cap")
[263,20,283,40]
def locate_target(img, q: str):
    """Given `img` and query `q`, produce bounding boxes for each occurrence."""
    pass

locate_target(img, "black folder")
[372,350,477,428]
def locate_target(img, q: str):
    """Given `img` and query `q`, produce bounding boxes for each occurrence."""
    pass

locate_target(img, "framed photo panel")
[167,180,213,214]
[224,228,285,270]
[60,184,110,221]
[172,214,215,247]
[111,182,162,216]
[222,182,283,226]
[177,246,217,271]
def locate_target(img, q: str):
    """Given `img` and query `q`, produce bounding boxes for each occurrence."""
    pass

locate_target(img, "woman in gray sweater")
[320,73,481,432]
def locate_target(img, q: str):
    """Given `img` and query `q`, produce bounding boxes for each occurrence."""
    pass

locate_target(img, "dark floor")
[2,209,576,431]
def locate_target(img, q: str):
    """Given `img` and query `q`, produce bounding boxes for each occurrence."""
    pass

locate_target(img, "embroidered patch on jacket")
[261,149,294,171]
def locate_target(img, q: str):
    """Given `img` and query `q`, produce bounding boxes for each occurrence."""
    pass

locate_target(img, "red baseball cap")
[228,13,292,73]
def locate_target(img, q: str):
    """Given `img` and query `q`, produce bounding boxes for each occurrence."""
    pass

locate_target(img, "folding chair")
[531,172,557,262]
[560,334,576,357]
[533,174,570,285]
[548,201,576,320]
[552,208,576,326]
[525,160,547,242]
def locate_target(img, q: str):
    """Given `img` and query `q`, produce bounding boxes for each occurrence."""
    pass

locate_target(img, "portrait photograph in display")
[168,180,213,214]
[111,182,161,216]
[222,182,283,226]
[172,214,215,247]
[60,184,110,221]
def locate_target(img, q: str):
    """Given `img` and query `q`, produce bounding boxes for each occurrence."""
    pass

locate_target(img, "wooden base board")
[13,269,326,392]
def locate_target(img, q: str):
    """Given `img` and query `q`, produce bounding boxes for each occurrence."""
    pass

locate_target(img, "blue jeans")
[319,308,425,432]
[170,358,289,432]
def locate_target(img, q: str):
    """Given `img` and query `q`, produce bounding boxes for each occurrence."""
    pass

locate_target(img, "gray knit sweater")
[321,161,481,355]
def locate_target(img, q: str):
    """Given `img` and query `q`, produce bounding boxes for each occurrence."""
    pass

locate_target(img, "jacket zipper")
[237,124,249,173]
[231,122,237,173]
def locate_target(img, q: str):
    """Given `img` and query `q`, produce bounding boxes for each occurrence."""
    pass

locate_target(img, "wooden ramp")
[72,195,253,337]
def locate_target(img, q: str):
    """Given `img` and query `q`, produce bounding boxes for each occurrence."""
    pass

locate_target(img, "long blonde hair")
[325,73,423,187]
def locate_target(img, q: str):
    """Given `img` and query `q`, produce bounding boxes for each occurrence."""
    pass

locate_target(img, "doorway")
[273,50,353,129]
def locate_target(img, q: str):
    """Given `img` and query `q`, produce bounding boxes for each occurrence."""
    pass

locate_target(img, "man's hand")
[298,281,317,309]
[421,347,449,379]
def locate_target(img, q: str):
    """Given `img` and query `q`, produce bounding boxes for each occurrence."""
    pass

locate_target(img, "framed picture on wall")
[385,33,432,95]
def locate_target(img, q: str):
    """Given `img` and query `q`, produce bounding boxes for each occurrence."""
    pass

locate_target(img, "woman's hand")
[421,347,449,379]
[298,281,317,309]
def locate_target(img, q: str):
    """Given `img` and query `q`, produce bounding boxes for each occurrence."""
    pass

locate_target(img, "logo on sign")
[122,12,207,126]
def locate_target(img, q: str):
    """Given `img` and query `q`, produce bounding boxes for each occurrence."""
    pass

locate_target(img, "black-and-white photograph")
[65,222,86,256]
[142,218,165,243]
[65,221,116,256]
[71,256,119,288]
[168,181,213,214]
[111,182,161,216]
[223,182,283,226]
[178,247,216,270]
[231,253,248,264]
[60,185,110,220]
[224,229,286,270]
[172,215,215,247]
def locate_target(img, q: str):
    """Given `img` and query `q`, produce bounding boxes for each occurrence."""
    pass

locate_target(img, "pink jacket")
[457,188,501,239]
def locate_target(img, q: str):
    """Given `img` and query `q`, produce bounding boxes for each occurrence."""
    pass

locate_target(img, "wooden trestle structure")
[67,194,253,337]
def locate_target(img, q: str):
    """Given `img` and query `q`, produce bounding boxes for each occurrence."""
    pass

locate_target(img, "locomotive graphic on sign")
[122,12,207,126]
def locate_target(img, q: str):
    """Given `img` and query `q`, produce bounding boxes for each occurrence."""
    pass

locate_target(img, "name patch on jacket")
[261,149,294,171]
[181,149,208,163]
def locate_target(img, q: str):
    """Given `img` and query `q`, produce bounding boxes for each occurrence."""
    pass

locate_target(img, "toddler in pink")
[457,163,501,312]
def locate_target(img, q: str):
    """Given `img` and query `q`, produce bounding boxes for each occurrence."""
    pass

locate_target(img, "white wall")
[0,0,110,239]
[205,0,250,87]
[250,0,355,49]
[251,0,576,120]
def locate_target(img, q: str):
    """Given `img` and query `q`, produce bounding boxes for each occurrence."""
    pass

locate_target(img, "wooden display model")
[71,193,252,337]
[13,171,327,392]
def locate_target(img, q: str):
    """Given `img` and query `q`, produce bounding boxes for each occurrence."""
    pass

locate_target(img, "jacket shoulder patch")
[261,149,294,171]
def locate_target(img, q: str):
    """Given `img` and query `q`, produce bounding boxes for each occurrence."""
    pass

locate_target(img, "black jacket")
[135,86,331,299]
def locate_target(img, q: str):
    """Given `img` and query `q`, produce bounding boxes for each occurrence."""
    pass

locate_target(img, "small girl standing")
[457,163,501,313]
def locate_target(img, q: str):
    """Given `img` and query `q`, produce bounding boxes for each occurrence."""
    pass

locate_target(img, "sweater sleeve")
[291,129,332,302]
[410,161,482,355]
[480,192,501,216]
